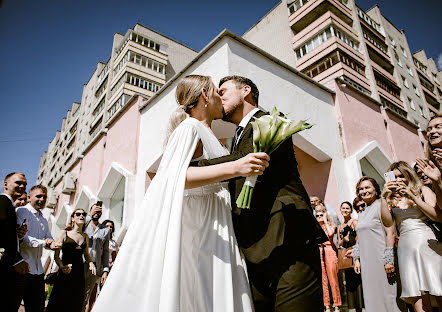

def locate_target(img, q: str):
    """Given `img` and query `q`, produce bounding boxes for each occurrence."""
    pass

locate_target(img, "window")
[413,84,420,96]
[408,97,415,110]
[407,65,413,76]
[401,76,409,88]
[295,25,358,60]
[394,51,402,67]
[418,105,425,117]
[400,46,407,57]
[389,36,396,47]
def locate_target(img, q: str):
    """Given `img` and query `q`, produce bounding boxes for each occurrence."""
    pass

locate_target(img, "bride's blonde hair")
[164,75,213,145]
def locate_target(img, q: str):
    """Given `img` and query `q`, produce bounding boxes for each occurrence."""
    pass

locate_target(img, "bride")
[92,75,269,312]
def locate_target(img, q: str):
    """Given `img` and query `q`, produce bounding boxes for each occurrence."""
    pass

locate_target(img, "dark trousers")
[0,265,22,312]
[15,273,46,312]
[251,245,323,312]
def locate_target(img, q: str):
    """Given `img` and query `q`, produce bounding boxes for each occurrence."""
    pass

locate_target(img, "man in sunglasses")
[15,185,61,312]
[83,202,110,312]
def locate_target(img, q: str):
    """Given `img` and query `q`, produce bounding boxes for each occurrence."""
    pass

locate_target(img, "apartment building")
[36,24,197,238]
[412,50,442,116]
[243,1,442,186]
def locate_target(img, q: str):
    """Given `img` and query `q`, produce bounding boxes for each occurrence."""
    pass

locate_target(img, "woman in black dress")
[46,209,96,312]
[338,201,364,312]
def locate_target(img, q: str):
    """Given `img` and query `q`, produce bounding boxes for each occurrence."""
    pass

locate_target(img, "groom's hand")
[235,152,269,176]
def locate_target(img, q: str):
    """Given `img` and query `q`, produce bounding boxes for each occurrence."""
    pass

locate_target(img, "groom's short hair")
[219,75,259,106]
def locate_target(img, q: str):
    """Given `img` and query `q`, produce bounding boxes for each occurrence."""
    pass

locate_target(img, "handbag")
[44,271,59,285]
[337,247,353,270]
[425,219,442,242]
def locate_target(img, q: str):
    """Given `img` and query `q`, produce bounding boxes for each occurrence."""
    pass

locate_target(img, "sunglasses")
[356,203,366,209]
[75,212,87,217]
[315,213,324,217]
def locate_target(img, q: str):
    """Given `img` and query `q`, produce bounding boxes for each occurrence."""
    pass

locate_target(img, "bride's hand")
[236,152,270,176]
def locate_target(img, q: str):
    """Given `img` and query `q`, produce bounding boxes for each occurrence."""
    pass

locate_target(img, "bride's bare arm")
[185,152,269,189]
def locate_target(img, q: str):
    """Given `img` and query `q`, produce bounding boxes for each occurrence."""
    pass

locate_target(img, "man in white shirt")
[16,185,60,312]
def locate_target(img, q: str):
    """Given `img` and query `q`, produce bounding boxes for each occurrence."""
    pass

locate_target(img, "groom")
[196,76,327,311]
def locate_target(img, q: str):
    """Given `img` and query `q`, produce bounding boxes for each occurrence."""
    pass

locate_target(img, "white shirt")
[16,203,53,275]
[235,108,260,144]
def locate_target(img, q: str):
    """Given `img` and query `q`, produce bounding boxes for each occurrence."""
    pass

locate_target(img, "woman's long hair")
[102,219,115,240]
[65,208,87,232]
[164,75,213,146]
[387,161,422,196]
[426,114,442,164]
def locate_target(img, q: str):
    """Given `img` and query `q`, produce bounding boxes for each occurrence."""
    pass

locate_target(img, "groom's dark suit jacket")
[0,194,23,269]
[198,110,327,290]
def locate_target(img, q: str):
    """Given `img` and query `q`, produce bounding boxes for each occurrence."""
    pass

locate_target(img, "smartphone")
[96,201,103,207]
[384,171,396,183]
[21,218,27,226]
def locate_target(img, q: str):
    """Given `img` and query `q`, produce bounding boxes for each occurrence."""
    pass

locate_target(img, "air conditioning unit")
[62,172,76,194]
[46,188,58,209]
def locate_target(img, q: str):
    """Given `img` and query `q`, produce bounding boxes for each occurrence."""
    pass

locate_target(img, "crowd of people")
[1,75,441,312]
[0,174,119,312]
[308,114,442,312]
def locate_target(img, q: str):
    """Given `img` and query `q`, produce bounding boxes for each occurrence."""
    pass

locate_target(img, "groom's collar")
[238,108,260,128]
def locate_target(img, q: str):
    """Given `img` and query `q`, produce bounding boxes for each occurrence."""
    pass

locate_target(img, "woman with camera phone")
[380,161,442,312]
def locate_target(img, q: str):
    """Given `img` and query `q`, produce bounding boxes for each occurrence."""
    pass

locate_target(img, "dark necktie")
[232,126,244,151]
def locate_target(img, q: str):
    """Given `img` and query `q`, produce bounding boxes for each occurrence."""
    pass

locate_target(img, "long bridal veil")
[92,117,245,312]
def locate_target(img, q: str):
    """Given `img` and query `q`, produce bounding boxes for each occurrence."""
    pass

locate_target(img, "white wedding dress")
[92,117,253,312]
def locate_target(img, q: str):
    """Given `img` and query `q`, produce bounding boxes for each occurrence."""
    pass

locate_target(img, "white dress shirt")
[16,203,53,275]
[235,108,260,144]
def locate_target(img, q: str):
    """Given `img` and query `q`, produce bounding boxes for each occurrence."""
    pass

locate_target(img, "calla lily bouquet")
[236,107,313,209]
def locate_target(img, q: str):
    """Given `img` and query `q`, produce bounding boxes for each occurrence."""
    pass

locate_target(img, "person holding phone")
[82,202,110,312]
[46,208,96,312]
[351,176,402,312]
[380,161,442,312]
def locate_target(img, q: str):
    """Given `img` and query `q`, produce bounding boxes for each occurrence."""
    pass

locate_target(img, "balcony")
[370,60,397,86]
[375,74,403,109]
[89,117,103,140]
[302,49,369,89]
[380,97,407,119]
[294,26,363,70]
[289,0,352,33]
[356,7,384,38]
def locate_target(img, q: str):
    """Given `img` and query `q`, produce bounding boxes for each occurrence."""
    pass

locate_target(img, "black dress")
[341,225,364,309]
[46,233,86,312]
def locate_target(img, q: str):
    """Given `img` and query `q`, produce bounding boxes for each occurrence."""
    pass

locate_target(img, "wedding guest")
[14,191,27,208]
[83,204,110,312]
[315,203,341,312]
[352,176,402,312]
[102,220,119,268]
[0,172,30,310]
[419,114,442,210]
[15,185,60,312]
[413,163,432,187]
[337,202,363,312]
[380,161,442,312]
[46,209,96,312]
[352,196,366,213]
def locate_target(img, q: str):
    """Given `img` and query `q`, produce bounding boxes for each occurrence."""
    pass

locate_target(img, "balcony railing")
[89,118,103,139]
[115,30,166,57]
[108,94,130,121]
[288,0,310,15]
[303,49,365,79]
[356,7,383,36]
[295,25,359,60]
[363,30,387,55]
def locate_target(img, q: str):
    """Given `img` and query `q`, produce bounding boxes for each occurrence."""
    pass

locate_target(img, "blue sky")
[0,0,441,188]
